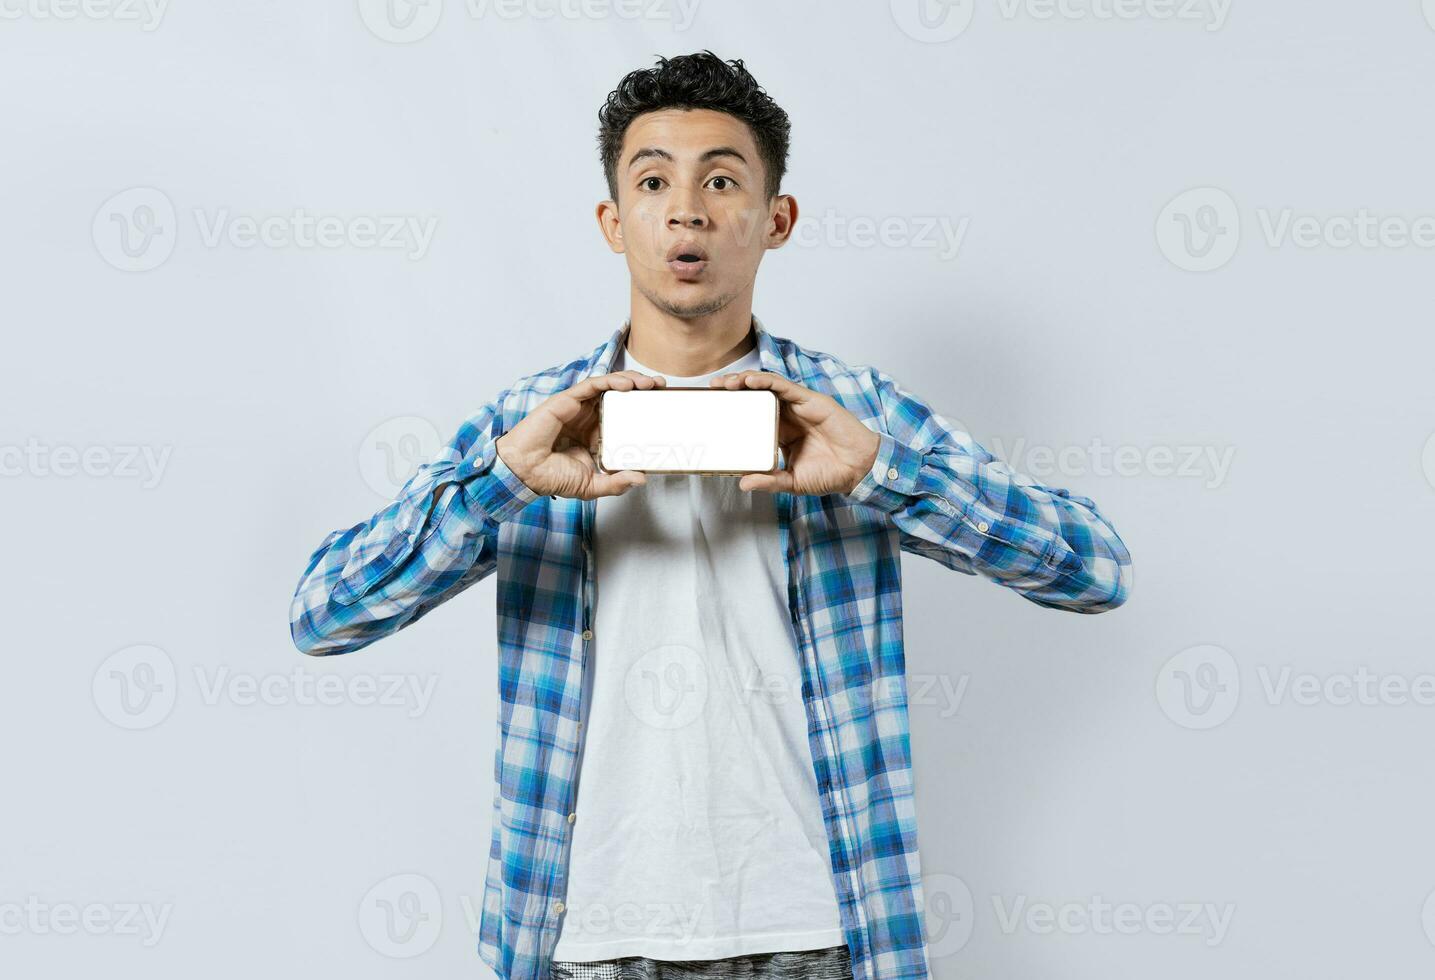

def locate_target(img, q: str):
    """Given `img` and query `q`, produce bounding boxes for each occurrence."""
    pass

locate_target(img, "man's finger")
[587,469,647,498]
[710,370,809,404]
[739,470,794,493]
[574,370,665,399]
[551,371,664,424]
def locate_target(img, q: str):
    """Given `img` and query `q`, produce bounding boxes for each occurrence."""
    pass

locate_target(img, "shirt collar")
[588,314,790,380]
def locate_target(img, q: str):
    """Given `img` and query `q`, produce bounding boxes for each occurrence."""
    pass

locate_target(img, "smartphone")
[597,387,779,475]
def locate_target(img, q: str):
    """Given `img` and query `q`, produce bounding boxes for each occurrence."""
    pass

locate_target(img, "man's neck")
[624,303,757,378]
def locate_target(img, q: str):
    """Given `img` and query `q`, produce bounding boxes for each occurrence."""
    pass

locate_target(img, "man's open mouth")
[665,243,709,279]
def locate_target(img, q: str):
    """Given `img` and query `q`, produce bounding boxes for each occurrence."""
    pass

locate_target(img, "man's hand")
[495,371,666,499]
[710,370,881,495]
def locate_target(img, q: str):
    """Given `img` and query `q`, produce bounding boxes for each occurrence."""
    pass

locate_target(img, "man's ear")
[595,199,625,254]
[767,194,798,249]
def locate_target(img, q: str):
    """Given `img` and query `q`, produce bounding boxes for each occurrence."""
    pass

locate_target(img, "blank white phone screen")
[599,388,778,473]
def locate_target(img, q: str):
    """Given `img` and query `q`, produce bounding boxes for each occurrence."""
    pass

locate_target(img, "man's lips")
[664,242,709,280]
[667,255,708,280]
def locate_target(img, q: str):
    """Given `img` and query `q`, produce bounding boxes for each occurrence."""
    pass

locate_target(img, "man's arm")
[844,368,1133,614]
[288,370,663,656]
[288,392,540,657]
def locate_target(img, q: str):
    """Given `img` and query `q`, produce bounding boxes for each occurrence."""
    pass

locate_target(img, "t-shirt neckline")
[619,343,760,386]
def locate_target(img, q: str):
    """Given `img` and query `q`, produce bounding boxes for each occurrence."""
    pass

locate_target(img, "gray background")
[4,1,1433,977]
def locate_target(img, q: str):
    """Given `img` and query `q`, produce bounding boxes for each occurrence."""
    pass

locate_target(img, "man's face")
[597,108,794,320]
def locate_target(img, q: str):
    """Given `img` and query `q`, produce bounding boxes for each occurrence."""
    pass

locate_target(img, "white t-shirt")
[550,343,845,963]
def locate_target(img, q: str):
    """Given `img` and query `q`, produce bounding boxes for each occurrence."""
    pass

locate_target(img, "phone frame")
[595,386,781,476]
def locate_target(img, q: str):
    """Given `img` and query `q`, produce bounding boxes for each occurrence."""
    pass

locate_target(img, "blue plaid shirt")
[289,316,1132,980]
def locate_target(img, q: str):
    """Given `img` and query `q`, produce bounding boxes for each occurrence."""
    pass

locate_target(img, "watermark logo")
[987,435,1234,489]
[723,667,967,720]
[1156,187,1241,272]
[1159,187,1435,270]
[0,0,169,30]
[929,413,1235,490]
[94,188,439,271]
[93,644,177,731]
[1422,888,1435,946]
[790,210,971,261]
[0,439,173,487]
[602,442,709,472]
[359,873,443,957]
[549,899,706,948]
[192,666,439,717]
[1257,666,1435,708]
[991,895,1234,946]
[94,648,440,729]
[359,416,443,499]
[192,208,438,259]
[360,0,700,41]
[466,0,701,28]
[891,0,975,42]
[1156,644,1240,730]
[624,643,708,730]
[923,872,975,958]
[993,0,1230,30]
[612,208,970,276]
[1424,0,1435,31]
[0,897,173,946]
[1159,645,1435,728]
[358,0,445,42]
[93,187,176,272]
[1256,208,1435,251]
[905,672,969,719]
[892,0,1229,40]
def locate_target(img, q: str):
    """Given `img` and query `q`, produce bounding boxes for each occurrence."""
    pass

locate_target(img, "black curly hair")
[597,50,791,204]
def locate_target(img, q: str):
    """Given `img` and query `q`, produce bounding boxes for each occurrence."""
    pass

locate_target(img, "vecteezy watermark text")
[93,644,441,730]
[789,210,970,261]
[890,0,1231,43]
[192,208,438,259]
[93,187,439,271]
[356,0,702,43]
[1157,644,1435,730]
[0,0,168,30]
[0,897,173,946]
[0,439,171,488]
[992,894,1235,946]
[986,435,1234,489]
[1158,187,1435,272]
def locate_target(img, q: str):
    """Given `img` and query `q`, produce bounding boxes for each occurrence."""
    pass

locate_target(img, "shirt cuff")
[456,436,541,525]
[845,430,925,513]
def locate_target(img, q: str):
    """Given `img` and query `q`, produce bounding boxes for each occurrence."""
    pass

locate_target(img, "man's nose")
[666,188,708,228]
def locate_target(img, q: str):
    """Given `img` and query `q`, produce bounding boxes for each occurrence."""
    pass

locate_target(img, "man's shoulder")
[493,337,609,414]
[769,331,889,414]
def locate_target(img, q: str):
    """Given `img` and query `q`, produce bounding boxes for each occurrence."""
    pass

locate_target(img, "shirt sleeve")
[844,368,1132,613]
[288,391,541,655]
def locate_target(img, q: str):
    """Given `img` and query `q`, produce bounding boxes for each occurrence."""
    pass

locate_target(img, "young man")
[290,51,1132,980]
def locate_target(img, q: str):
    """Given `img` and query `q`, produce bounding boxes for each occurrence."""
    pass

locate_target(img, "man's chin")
[643,285,734,320]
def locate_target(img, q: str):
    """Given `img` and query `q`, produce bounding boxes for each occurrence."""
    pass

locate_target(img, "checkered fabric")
[289,316,1132,980]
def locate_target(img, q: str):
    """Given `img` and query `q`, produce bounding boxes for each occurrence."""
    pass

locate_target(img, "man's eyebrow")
[625,146,750,171]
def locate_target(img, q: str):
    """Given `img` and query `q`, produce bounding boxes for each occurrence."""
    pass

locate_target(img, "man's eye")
[640,177,664,192]
[708,176,737,191]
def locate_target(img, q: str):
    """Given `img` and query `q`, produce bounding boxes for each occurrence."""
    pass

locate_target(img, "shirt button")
[886,467,900,481]
[977,521,990,533]
[581,629,593,641]
[567,812,576,824]
[576,721,584,733]
[553,900,565,915]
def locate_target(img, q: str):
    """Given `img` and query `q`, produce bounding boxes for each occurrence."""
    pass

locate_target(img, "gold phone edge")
[595,387,780,476]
